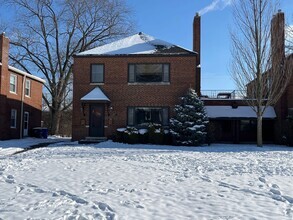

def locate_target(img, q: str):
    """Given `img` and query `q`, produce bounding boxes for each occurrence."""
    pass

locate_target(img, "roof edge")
[74,53,197,58]
[0,62,46,84]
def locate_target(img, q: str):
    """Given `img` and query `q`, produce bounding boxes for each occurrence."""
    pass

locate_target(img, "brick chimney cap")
[196,12,200,17]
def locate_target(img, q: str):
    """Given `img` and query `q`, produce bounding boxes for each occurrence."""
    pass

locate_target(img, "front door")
[89,105,105,137]
[23,112,29,137]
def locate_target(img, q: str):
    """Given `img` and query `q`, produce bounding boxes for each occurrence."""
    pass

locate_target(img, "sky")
[0,0,292,91]
[126,0,293,90]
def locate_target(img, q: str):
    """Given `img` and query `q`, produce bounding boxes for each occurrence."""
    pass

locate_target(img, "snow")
[81,87,110,102]
[0,140,292,219]
[0,62,45,84]
[0,136,70,156]
[77,32,195,55]
[138,129,148,135]
[205,106,277,118]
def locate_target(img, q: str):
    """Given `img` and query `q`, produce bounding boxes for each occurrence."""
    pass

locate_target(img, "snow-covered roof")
[205,106,276,119]
[77,32,196,56]
[81,87,110,102]
[0,62,45,84]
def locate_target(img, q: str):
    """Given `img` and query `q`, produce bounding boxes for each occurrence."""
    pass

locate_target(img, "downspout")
[20,75,26,139]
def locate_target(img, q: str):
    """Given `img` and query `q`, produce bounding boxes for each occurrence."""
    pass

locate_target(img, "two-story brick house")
[72,15,201,141]
[0,33,45,140]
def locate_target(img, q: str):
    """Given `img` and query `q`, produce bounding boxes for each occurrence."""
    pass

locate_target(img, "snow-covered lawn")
[0,141,293,219]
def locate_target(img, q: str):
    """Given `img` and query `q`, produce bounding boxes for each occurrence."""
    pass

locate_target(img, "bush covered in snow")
[115,124,171,145]
[169,88,209,146]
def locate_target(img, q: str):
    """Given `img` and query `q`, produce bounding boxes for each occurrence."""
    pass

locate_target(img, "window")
[91,64,104,83]
[10,109,17,128]
[10,74,17,93]
[128,64,170,83]
[128,107,169,126]
[25,79,31,97]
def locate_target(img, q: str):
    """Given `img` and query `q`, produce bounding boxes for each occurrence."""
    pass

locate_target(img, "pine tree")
[170,88,209,146]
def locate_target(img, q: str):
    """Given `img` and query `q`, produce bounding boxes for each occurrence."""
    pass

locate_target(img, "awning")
[81,87,110,102]
[205,106,276,119]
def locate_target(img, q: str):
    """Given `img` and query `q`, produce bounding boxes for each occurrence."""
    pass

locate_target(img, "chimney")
[271,10,285,67]
[193,13,201,63]
[193,13,201,95]
[0,33,9,67]
[0,33,10,95]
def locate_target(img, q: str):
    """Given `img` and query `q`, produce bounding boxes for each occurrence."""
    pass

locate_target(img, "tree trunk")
[50,109,62,135]
[257,114,263,147]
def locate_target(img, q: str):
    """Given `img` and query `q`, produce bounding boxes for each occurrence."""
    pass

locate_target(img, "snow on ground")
[0,141,293,219]
[0,136,71,156]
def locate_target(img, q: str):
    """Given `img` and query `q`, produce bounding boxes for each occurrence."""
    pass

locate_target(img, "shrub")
[170,88,209,146]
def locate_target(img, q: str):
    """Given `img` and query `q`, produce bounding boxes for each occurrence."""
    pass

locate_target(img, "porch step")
[78,137,107,144]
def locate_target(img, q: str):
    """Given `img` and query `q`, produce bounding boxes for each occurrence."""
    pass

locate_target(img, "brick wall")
[72,55,197,140]
[0,33,43,140]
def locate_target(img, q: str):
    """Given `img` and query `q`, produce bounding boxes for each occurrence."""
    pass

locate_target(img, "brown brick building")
[72,16,201,141]
[0,33,44,140]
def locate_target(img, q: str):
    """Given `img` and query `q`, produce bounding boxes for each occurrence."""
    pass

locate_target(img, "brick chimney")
[0,33,10,94]
[193,13,201,95]
[0,33,9,67]
[271,10,285,67]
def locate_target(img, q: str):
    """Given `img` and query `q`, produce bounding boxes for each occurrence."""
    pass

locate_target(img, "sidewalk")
[0,136,71,156]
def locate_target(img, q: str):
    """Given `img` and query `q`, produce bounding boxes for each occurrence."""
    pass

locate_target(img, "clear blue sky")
[0,0,292,90]
[126,0,293,90]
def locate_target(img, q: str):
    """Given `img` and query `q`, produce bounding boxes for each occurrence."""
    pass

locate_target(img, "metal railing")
[200,90,246,99]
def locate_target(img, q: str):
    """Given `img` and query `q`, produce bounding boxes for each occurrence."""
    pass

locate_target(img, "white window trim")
[25,79,31,97]
[10,74,17,94]
[10,109,17,128]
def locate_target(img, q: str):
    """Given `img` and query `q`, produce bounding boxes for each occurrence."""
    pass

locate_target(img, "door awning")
[205,106,276,119]
[81,87,110,103]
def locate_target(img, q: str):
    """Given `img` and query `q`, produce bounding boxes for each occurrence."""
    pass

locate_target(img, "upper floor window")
[128,64,170,83]
[10,74,17,93]
[91,64,104,83]
[128,107,169,127]
[10,109,17,128]
[25,79,31,97]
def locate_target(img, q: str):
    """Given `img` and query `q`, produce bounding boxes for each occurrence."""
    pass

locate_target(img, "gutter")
[20,74,26,139]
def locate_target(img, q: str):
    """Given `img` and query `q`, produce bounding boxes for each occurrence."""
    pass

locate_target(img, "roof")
[0,62,45,84]
[81,87,110,102]
[205,106,276,119]
[77,32,196,56]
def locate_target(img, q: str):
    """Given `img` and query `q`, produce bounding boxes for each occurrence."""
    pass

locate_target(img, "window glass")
[10,74,17,93]
[128,64,170,83]
[128,107,169,126]
[91,64,104,83]
[25,79,31,96]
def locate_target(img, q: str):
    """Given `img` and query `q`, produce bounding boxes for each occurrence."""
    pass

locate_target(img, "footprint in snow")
[5,175,15,184]
[15,186,24,193]
[259,177,266,183]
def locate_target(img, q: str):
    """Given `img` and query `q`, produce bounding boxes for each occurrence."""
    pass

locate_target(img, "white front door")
[24,112,29,137]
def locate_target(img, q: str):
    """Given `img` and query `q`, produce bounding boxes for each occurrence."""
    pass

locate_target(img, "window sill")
[128,82,170,86]
[9,91,17,95]
[90,83,104,86]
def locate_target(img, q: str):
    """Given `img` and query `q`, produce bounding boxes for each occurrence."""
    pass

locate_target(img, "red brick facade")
[72,55,198,140]
[0,33,44,140]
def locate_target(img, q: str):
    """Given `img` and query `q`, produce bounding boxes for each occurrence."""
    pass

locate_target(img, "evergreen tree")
[170,88,209,146]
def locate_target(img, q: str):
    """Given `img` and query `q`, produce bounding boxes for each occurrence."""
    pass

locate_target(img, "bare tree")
[231,0,293,146]
[4,0,133,134]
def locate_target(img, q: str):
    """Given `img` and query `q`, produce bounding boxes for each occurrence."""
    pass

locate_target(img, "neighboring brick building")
[270,11,293,144]
[72,16,201,141]
[0,33,45,140]
[202,11,293,144]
